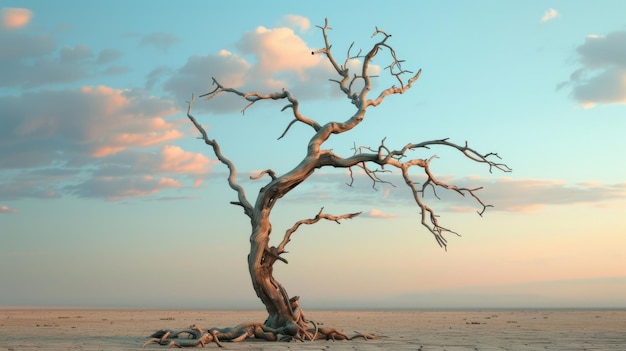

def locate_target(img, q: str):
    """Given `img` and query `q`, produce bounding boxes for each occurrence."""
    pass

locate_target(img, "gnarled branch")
[186,95,253,218]
[276,207,362,255]
[200,78,321,138]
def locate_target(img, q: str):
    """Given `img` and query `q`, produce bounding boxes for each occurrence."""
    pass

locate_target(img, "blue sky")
[1,1,625,309]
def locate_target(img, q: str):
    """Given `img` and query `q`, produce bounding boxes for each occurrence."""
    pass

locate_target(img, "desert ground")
[1,309,624,350]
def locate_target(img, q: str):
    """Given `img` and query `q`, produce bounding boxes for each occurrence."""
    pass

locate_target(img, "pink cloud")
[159,145,214,174]
[76,85,182,157]
[2,8,32,29]
[108,176,181,200]
[91,146,127,158]
[91,129,184,157]
[365,209,396,219]
[238,25,322,77]
[0,205,18,214]
[503,204,545,213]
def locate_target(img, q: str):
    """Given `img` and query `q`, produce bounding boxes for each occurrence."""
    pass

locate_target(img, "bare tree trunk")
[248,210,292,329]
[248,175,312,330]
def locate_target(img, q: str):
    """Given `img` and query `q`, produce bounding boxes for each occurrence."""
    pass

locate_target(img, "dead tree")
[147,19,511,346]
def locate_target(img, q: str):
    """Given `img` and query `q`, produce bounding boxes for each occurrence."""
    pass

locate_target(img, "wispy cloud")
[363,209,397,219]
[560,31,626,108]
[281,171,626,214]
[0,205,18,214]
[65,175,182,201]
[140,32,180,52]
[540,8,558,23]
[1,7,32,29]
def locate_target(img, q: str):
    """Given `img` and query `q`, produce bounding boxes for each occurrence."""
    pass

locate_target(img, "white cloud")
[540,8,558,23]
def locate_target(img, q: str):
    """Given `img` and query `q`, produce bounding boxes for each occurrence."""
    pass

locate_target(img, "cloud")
[159,17,397,116]
[0,30,54,60]
[162,19,364,113]
[0,205,18,214]
[2,7,32,29]
[363,209,396,219]
[0,85,198,202]
[540,8,558,23]
[0,22,129,88]
[282,15,311,32]
[483,178,626,212]
[237,26,322,77]
[163,50,252,112]
[96,48,123,64]
[146,66,173,90]
[140,32,180,51]
[281,170,626,214]
[61,144,217,201]
[562,31,626,108]
[59,45,93,63]
[159,145,215,174]
[66,175,182,201]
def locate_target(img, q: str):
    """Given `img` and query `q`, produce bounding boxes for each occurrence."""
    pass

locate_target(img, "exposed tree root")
[144,323,379,347]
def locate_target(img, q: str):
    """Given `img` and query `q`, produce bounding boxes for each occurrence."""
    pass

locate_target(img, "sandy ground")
[0,309,625,350]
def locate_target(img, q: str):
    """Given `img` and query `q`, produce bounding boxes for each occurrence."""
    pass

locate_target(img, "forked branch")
[200,78,321,139]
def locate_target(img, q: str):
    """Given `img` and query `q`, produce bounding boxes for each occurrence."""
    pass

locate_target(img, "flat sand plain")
[1,309,624,350]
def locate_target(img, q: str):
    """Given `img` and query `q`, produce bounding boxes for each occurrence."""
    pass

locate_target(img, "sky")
[1,1,625,310]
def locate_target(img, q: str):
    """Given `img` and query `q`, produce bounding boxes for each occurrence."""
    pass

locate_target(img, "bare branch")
[186,95,253,218]
[314,136,511,249]
[199,78,321,137]
[277,119,298,140]
[250,169,277,181]
[276,208,362,255]
[347,142,395,189]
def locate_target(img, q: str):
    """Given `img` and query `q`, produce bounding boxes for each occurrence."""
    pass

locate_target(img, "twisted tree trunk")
[249,167,315,331]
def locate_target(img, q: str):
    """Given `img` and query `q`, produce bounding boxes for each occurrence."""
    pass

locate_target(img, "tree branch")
[201,78,321,138]
[186,95,253,218]
[250,169,277,181]
[315,137,511,249]
[276,207,362,255]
